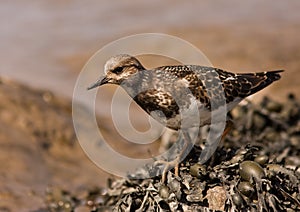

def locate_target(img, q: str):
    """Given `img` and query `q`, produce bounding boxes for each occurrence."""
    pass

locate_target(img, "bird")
[88,54,283,181]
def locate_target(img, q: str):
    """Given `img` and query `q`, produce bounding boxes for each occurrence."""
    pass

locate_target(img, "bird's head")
[88,54,144,90]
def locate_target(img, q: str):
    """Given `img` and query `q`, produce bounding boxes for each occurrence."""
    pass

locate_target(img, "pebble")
[190,164,207,178]
[238,181,255,197]
[159,185,170,199]
[254,155,269,166]
[240,161,265,181]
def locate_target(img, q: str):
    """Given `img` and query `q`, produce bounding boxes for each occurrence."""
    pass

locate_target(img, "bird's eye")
[112,67,123,74]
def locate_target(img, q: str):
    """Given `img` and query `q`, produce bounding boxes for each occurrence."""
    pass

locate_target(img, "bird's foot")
[155,129,196,183]
[154,157,180,183]
[198,120,234,164]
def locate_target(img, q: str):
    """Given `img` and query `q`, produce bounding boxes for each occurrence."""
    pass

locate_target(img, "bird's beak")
[87,76,110,90]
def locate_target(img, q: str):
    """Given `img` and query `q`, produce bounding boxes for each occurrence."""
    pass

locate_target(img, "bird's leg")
[154,156,180,183]
[154,129,194,183]
[222,119,234,140]
[198,120,233,164]
[159,129,178,153]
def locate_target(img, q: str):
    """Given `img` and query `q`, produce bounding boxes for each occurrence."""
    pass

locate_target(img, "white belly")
[164,97,242,130]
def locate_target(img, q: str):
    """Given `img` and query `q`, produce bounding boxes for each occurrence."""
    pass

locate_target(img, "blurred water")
[0,0,299,99]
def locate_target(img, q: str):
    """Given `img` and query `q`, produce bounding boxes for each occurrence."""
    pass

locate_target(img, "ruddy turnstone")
[88,54,283,181]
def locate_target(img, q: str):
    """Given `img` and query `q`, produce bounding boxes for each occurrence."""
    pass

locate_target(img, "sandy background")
[0,0,299,210]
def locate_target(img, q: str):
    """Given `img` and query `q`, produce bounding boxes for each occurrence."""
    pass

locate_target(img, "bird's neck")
[120,69,150,98]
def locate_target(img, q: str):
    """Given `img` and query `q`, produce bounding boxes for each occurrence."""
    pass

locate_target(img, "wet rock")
[205,186,226,211]
[185,180,205,203]
[158,185,170,199]
[254,155,269,166]
[231,193,243,208]
[240,161,265,181]
[190,163,207,178]
[238,181,255,197]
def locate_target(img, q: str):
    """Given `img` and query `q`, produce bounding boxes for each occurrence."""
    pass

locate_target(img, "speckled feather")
[88,54,283,130]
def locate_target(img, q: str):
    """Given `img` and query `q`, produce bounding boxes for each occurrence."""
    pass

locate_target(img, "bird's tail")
[236,70,284,96]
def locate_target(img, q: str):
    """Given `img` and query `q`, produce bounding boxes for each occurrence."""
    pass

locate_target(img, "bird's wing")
[133,88,179,119]
[216,69,284,102]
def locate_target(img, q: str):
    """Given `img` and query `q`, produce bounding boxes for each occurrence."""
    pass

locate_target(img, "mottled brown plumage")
[88,54,283,130]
